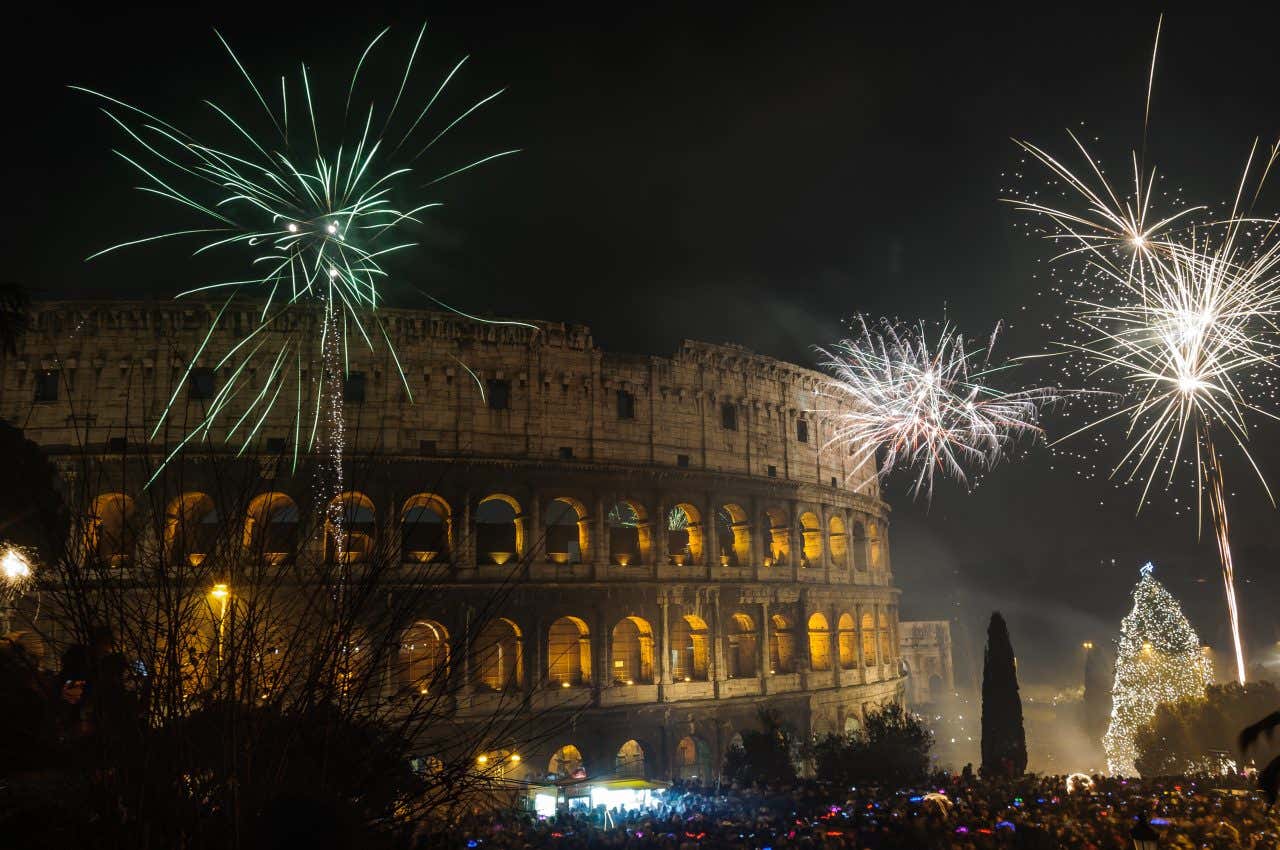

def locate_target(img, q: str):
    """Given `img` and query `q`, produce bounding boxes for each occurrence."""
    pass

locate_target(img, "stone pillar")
[526,612,542,695]
[527,491,545,564]
[819,505,833,582]
[710,591,725,685]
[593,494,608,575]
[759,599,771,692]
[789,499,803,579]
[705,494,720,569]
[594,606,609,697]
[873,603,884,669]
[854,603,867,684]
[797,590,812,674]
[654,494,670,566]
[830,603,842,687]
[460,605,474,699]
[659,598,672,685]
[458,489,475,570]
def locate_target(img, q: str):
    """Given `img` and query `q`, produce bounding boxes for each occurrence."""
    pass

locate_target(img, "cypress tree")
[980,611,1027,776]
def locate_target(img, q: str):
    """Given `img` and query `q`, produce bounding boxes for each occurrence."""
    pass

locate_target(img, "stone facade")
[899,620,955,706]
[0,300,906,784]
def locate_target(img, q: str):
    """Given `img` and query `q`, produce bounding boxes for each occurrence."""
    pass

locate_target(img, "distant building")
[900,620,954,706]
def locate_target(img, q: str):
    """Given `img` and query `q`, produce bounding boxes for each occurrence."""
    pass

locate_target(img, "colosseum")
[0,300,905,787]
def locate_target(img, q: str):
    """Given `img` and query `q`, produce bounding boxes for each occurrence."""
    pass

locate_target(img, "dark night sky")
[7,4,1280,684]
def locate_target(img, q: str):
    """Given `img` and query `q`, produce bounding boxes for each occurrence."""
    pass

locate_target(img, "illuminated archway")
[861,612,876,667]
[606,500,651,566]
[326,491,375,563]
[799,511,822,567]
[828,514,848,569]
[808,612,832,671]
[671,614,710,682]
[616,739,645,778]
[837,612,857,669]
[675,735,711,780]
[244,492,298,561]
[471,617,523,691]
[764,507,790,566]
[549,744,584,779]
[547,616,591,687]
[164,492,217,565]
[401,493,450,563]
[477,493,524,564]
[545,497,589,564]
[868,522,883,568]
[398,620,450,695]
[611,616,654,684]
[726,613,757,678]
[666,503,703,565]
[88,493,137,565]
[770,614,795,674]
[718,504,751,566]
[879,610,893,665]
[851,521,869,571]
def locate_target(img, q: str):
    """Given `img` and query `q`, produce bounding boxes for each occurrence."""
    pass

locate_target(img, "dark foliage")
[0,281,29,355]
[723,707,798,787]
[812,702,932,788]
[980,611,1026,777]
[1138,681,1280,778]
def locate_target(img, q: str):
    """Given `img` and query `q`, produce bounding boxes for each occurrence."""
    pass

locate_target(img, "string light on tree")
[1103,563,1211,775]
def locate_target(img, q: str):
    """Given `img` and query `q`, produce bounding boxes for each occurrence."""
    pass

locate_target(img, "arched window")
[851,521,869,571]
[616,739,645,778]
[718,504,750,567]
[838,613,857,669]
[545,497,588,564]
[244,492,298,562]
[769,614,795,674]
[861,612,876,667]
[606,500,651,566]
[549,744,585,779]
[401,494,449,563]
[398,620,449,695]
[165,492,217,565]
[675,735,710,781]
[611,616,654,685]
[471,618,523,691]
[547,616,591,687]
[828,514,848,569]
[476,495,522,565]
[726,613,757,678]
[326,491,375,563]
[670,614,709,682]
[879,610,892,665]
[89,493,137,566]
[808,613,832,671]
[868,522,883,568]
[666,503,703,565]
[799,512,822,567]
[764,507,790,566]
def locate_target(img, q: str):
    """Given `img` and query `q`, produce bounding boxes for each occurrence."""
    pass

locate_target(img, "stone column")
[710,591,725,686]
[592,494,608,576]
[873,603,884,669]
[819,505,833,582]
[458,489,475,571]
[659,598,672,685]
[593,606,609,698]
[527,491,545,565]
[526,611,542,695]
[654,494,670,566]
[705,494,720,569]
[759,599,771,692]
[855,603,867,684]
[789,499,803,579]
[830,603,842,687]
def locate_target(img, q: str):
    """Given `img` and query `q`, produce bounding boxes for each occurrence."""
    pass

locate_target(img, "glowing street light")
[1,546,35,633]
[1082,641,1094,650]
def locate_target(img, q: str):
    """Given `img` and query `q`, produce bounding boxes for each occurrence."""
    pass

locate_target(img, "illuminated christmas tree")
[1103,563,1212,775]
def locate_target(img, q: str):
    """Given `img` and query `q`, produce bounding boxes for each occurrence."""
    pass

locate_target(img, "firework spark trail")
[78,25,526,486]
[1009,31,1280,685]
[815,317,1057,501]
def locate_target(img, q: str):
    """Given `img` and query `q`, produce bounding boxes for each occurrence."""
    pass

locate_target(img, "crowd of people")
[441,774,1277,850]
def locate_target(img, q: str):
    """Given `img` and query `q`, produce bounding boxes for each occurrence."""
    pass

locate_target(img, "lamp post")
[1131,814,1159,850]
[210,582,230,661]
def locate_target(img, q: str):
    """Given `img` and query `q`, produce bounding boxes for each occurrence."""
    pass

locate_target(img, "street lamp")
[1082,641,1094,650]
[210,582,230,660]
[1131,814,1159,850]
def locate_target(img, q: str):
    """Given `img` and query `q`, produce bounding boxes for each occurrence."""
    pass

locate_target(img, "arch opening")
[544,497,588,564]
[666,503,703,566]
[726,612,757,678]
[471,617,523,691]
[717,504,750,567]
[764,507,790,566]
[477,494,523,564]
[398,620,450,696]
[808,612,832,671]
[549,744,585,780]
[670,614,710,682]
[610,616,654,685]
[615,739,645,778]
[89,493,137,566]
[326,491,375,563]
[165,492,217,565]
[828,514,848,569]
[837,612,858,669]
[769,614,795,674]
[244,492,298,562]
[799,511,822,567]
[547,616,591,687]
[861,612,876,667]
[607,501,651,566]
[401,494,450,563]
